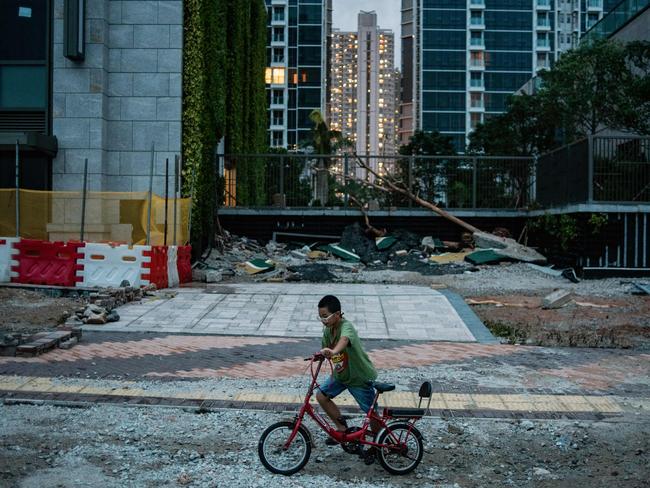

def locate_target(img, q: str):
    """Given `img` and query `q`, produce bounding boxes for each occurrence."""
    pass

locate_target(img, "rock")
[473,230,546,264]
[120,280,131,287]
[205,270,223,283]
[520,420,535,431]
[86,304,105,315]
[84,313,107,325]
[542,289,573,309]
[106,310,120,322]
[447,424,464,435]
[533,467,551,477]
[421,236,437,251]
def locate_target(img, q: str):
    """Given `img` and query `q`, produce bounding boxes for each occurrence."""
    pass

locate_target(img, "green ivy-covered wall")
[183,0,267,253]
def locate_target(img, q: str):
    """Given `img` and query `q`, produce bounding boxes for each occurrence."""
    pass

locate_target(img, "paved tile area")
[82,284,487,342]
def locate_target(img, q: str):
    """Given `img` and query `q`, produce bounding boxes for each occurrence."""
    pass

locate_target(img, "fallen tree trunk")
[343,154,546,264]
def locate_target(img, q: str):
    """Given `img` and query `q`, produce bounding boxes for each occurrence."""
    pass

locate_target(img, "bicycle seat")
[372,382,395,393]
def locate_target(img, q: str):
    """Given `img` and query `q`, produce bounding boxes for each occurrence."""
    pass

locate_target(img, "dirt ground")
[0,288,82,335]
[467,294,650,349]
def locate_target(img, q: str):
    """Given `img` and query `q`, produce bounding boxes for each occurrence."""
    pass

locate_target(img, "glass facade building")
[265,0,332,149]
[400,0,617,152]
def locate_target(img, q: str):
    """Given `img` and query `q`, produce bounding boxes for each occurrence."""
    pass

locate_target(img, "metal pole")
[146,143,154,245]
[472,157,478,209]
[279,155,285,203]
[15,140,20,237]
[343,153,349,208]
[187,169,196,246]
[587,135,594,203]
[408,155,414,208]
[164,157,169,246]
[173,154,179,246]
[80,158,88,241]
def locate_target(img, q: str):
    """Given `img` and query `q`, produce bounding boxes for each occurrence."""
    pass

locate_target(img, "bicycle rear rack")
[417,381,433,412]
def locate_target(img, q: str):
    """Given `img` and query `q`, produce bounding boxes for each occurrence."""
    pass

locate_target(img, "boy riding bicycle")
[316,295,380,464]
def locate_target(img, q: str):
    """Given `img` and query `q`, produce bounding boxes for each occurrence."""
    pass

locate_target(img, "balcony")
[470,37,485,49]
[536,18,551,30]
[587,0,603,9]
[470,0,485,7]
[536,37,551,50]
[536,0,551,9]
[469,17,485,29]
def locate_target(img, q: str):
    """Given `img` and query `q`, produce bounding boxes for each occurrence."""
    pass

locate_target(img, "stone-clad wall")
[52,0,182,193]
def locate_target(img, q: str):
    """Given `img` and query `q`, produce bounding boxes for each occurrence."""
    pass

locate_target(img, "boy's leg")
[348,384,381,434]
[316,377,347,431]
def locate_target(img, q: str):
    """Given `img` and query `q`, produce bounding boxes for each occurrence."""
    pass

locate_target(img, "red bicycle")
[258,353,432,476]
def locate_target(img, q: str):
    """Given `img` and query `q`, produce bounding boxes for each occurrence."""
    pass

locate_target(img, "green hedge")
[183,0,267,253]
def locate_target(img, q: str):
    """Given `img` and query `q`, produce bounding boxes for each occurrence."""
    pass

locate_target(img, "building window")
[272,90,284,105]
[272,48,284,63]
[273,28,284,43]
[470,31,484,46]
[265,67,285,85]
[272,131,284,147]
[272,110,283,126]
[470,93,483,108]
[470,51,484,67]
[470,72,483,88]
[470,12,483,26]
[470,113,482,129]
[272,7,284,22]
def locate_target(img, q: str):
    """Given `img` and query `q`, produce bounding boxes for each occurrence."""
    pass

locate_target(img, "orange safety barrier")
[142,245,168,289]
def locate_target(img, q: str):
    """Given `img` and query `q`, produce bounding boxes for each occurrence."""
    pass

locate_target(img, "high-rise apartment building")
[265,0,332,149]
[400,0,617,152]
[329,11,398,157]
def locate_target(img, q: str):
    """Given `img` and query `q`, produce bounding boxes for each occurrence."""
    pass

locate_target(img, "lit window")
[265,67,285,84]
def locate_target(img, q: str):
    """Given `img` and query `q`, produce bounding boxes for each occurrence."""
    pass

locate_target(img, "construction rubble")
[191,223,566,285]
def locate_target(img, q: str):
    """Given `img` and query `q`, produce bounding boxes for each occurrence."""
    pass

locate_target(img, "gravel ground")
[1,402,648,488]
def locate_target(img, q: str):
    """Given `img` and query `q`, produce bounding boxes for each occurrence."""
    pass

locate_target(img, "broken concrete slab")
[473,231,546,264]
[542,289,573,309]
[244,259,276,275]
[465,249,507,265]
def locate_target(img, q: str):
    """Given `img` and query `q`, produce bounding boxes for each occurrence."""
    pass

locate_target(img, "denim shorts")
[318,376,378,413]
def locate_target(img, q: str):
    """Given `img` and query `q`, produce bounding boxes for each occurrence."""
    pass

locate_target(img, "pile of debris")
[192,223,552,284]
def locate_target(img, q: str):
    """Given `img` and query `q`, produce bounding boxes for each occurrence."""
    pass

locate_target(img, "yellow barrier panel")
[0,189,191,245]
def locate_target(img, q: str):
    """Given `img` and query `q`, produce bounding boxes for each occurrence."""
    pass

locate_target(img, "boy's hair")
[318,295,341,313]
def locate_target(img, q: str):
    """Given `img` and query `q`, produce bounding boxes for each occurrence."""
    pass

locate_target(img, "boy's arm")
[321,336,349,358]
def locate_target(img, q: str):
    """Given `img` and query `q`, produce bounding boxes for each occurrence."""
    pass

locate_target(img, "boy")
[315,295,379,464]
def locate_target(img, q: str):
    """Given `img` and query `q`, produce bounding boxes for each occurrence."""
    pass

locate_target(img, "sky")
[331,0,402,67]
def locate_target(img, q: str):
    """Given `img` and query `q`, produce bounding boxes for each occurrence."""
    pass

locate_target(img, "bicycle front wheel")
[258,421,311,475]
[376,422,424,475]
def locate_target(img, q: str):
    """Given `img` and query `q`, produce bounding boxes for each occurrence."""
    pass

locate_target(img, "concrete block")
[86,0,108,20]
[542,290,573,309]
[53,118,90,148]
[52,43,65,68]
[133,73,168,96]
[107,97,121,120]
[122,1,157,24]
[108,73,133,97]
[134,25,170,49]
[109,49,121,71]
[119,151,152,176]
[158,1,182,24]
[89,118,106,149]
[168,122,181,151]
[53,19,64,43]
[53,93,66,118]
[121,97,157,121]
[133,122,169,151]
[109,1,122,23]
[156,97,180,121]
[169,25,182,49]
[109,24,134,48]
[88,19,107,44]
[111,224,134,243]
[82,43,106,69]
[53,68,90,93]
[131,175,152,192]
[121,49,158,72]
[157,49,181,73]
[169,73,181,96]
[107,121,134,151]
[53,174,84,191]
[64,149,103,174]
[90,68,106,93]
[65,93,103,118]
[105,151,121,175]
[53,0,64,19]
[102,174,132,192]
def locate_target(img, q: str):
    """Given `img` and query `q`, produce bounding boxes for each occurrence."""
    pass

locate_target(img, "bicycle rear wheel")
[376,423,424,475]
[258,421,311,475]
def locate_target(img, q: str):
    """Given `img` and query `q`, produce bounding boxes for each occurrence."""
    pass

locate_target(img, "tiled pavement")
[81,284,489,342]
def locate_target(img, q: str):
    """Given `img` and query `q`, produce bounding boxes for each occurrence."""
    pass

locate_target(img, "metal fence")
[219,153,535,210]
[537,136,650,206]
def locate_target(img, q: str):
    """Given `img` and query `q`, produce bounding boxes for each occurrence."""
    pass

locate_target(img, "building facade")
[0,0,183,193]
[400,0,618,152]
[265,0,332,150]
[329,11,398,158]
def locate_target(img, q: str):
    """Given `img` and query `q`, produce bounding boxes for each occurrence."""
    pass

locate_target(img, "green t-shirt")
[322,318,377,387]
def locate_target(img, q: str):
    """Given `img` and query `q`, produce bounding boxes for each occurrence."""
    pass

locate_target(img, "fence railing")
[537,136,650,206]
[219,153,536,210]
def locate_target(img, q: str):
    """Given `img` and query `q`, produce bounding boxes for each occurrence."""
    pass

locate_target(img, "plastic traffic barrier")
[0,237,20,283]
[167,245,179,287]
[76,243,152,288]
[12,239,84,287]
[142,245,168,289]
[177,245,192,284]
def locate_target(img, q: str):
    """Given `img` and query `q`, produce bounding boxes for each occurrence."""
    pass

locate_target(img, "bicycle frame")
[284,356,420,451]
